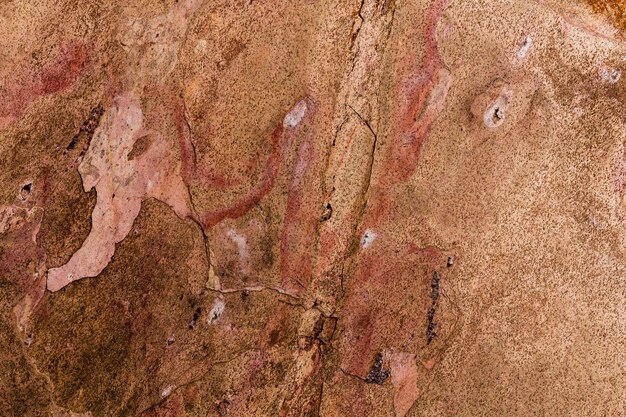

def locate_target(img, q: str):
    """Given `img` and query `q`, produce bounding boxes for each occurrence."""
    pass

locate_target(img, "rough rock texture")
[1,0,626,416]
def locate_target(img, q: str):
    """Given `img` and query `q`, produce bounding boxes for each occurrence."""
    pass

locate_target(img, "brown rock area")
[1,0,626,416]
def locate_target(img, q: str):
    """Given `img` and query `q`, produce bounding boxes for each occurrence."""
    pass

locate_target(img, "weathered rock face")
[1,0,626,416]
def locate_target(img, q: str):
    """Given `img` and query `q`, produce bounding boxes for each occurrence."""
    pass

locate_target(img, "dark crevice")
[188,307,202,330]
[65,103,105,155]
[319,202,333,222]
[427,271,441,344]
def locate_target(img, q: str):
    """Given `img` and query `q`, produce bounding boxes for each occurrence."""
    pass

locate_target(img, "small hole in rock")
[493,107,503,123]
[19,182,33,200]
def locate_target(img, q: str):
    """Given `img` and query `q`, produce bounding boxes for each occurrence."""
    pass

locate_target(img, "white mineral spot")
[517,36,532,60]
[283,99,308,128]
[195,39,207,53]
[484,95,508,128]
[600,66,621,84]
[207,297,225,325]
[161,385,173,398]
[361,229,377,248]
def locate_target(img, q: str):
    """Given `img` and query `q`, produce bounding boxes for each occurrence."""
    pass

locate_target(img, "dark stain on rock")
[65,104,105,154]
[268,329,281,346]
[18,182,32,201]
[217,39,247,71]
[364,353,390,384]
[319,203,332,222]
[188,307,202,330]
[378,0,395,15]
[427,271,441,344]
[216,399,230,416]
[128,133,152,160]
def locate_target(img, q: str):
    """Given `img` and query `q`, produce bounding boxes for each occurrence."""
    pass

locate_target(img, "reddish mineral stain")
[279,98,319,294]
[176,97,315,229]
[200,124,284,228]
[340,243,446,377]
[0,41,89,129]
[386,0,450,183]
[363,0,450,228]
[175,103,234,191]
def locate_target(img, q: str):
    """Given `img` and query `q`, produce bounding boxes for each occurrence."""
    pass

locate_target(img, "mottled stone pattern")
[1,0,626,416]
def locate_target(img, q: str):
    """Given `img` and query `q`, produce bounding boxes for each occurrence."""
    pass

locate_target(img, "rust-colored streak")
[176,97,315,230]
[200,125,284,228]
[362,0,450,228]
[386,0,449,183]
[0,41,90,129]
[280,134,317,293]
[279,99,319,294]
[40,42,89,94]
[174,103,234,190]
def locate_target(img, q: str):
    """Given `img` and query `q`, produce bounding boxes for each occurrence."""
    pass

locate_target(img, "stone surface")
[1,0,626,416]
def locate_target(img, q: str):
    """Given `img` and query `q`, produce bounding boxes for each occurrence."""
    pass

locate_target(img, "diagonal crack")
[339,366,367,383]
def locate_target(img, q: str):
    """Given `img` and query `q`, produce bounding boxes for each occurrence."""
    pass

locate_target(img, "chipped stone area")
[2,0,626,416]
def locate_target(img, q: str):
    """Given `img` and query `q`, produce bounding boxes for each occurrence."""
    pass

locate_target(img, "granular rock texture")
[1,0,626,416]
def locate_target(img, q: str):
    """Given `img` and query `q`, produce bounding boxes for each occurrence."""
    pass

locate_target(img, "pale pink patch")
[46,93,191,292]
[226,229,251,275]
[390,352,420,417]
[279,98,319,293]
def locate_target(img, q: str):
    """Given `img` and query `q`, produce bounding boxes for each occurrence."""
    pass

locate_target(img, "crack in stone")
[206,285,302,302]
[347,103,378,212]
[427,271,441,344]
